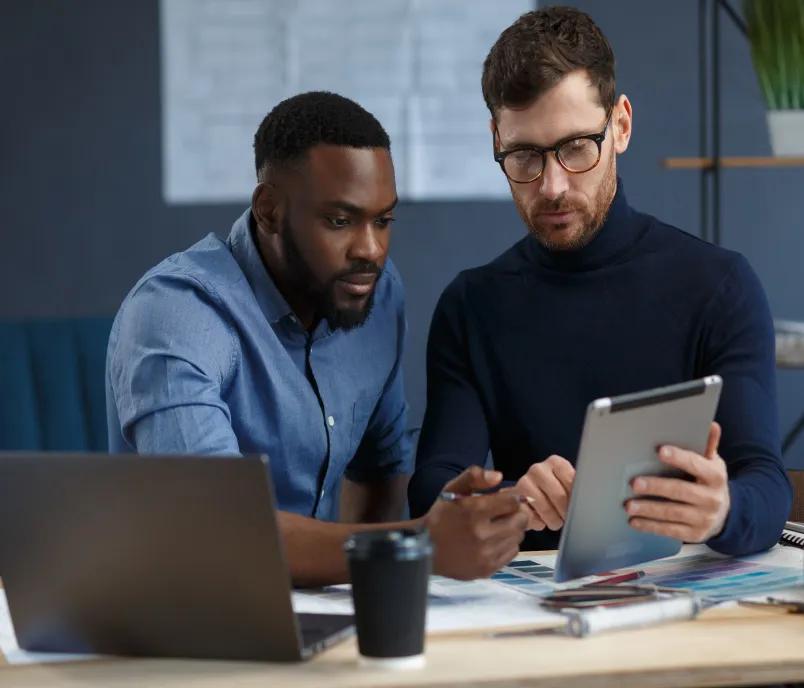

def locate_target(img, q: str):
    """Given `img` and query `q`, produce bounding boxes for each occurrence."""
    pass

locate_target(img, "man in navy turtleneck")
[409,7,791,555]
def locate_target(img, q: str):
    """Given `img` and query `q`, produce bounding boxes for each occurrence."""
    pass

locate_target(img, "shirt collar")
[227,208,294,325]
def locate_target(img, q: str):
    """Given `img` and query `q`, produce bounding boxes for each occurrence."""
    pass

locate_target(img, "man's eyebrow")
[322,197,398,215]
[502,128,595,150]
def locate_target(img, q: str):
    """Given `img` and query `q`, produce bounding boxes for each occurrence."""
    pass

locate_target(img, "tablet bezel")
[553,376,722,582]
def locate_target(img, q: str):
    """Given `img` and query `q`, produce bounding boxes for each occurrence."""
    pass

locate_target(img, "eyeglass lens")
[503,137,601,182]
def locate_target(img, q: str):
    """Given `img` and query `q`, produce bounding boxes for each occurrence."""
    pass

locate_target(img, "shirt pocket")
[350,390,381,454]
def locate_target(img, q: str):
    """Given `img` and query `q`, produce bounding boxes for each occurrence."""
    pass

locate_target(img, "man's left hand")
[626,422,730,542]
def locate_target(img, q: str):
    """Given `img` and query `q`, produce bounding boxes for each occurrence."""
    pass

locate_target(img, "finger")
[443,466,502,494]
[625,498,706,528]
[705,422,721,460]
[537,470,572,520]
[482,505,529,538]
[524,502,546,531]
[548,456,576,492]
[657,445,719,484]
[519,478,563,530]
[628,516,696,542]
[631,475,719,508]
[472,491,525,520]
[489,535,525,567]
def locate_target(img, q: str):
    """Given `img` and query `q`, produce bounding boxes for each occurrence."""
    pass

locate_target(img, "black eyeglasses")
[494,113,612,184]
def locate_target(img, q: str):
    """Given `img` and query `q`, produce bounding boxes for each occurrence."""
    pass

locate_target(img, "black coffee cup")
[344,528,432,669]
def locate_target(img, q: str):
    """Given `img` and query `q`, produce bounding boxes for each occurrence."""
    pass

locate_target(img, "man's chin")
[325,296,375,331]
[531,223,587,252]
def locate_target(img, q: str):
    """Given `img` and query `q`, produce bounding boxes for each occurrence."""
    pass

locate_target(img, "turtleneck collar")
[524,178,645,272]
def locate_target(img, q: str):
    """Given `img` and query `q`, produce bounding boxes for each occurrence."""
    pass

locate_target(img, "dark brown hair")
[481,6,615,118]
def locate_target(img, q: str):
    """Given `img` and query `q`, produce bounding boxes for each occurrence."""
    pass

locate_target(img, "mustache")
[534,198,579,214]
[333,261,382,281]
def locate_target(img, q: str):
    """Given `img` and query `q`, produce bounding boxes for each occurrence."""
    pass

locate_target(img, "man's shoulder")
[646,213,739,264]
[642,213,755,290]
[447,236,528,285]
[110,234,243,356]
[129,233,246,302]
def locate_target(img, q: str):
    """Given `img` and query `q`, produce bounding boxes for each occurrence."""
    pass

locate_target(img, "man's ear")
[613,94,633,155]
[251,182,282,236]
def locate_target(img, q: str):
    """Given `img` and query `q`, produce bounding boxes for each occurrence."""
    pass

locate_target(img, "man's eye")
[327,217,350,228]
[375,216,395,228]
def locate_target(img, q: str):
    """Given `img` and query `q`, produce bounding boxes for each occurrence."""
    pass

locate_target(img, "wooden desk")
[1,560,803,687]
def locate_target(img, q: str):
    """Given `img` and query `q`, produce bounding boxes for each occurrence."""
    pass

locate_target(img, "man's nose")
[349,224,385,265]
[538,153,570,201]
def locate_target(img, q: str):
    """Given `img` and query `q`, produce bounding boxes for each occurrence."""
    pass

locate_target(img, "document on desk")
[534,544,804,603]
[293,575,564,634]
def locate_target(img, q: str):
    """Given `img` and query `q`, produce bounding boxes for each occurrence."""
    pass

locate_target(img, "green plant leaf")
[744,0,804,110]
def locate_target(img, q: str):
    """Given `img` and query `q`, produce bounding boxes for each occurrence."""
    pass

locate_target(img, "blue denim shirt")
[106,209,411,521]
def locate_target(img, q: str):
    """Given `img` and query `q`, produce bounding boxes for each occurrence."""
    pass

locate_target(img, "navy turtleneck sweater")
[409,180,791,554]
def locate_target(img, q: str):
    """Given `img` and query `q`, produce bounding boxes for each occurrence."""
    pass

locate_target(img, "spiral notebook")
[780,521,804,549]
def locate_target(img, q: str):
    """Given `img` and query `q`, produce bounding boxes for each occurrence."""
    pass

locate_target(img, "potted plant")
[744,0,804,156]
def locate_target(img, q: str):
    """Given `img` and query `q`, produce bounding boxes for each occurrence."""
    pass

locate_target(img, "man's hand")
[514,455,576,531]
[626,422,730,542]
[426,466,529,580]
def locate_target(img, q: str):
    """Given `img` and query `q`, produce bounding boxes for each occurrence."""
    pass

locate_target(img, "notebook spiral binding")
[780,530,804,549]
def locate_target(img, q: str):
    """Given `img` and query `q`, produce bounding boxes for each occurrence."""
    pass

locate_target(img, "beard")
[280,218,381,331]
[516,151,617,252]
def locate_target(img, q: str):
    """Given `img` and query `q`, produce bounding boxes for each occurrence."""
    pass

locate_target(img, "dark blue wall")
[1,1,802,466]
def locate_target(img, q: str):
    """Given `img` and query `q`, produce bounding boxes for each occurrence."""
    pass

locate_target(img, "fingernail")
[660,446,672,459]
[485,469,502,480]
[633,478,646,491]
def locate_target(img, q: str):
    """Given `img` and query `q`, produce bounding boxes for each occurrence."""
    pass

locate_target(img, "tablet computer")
[554,375,723,582]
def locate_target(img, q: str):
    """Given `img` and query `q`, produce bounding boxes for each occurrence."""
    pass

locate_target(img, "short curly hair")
[481,6,615,118]
[253,91,390,181]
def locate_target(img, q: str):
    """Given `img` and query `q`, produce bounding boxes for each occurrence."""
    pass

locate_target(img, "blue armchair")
[0,318,113,451]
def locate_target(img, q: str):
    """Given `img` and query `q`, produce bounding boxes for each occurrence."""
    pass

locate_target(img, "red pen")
[585,570,645,586]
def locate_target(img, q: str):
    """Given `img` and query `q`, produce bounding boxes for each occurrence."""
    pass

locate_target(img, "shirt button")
[327,415,335,428]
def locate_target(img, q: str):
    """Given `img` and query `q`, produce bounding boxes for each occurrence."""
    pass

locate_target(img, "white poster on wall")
[160,0,532,204]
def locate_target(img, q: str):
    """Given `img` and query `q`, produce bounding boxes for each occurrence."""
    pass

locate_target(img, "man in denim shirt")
[107,92,529,585]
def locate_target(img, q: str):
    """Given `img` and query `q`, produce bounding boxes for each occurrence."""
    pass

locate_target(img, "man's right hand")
[514,455,576,531]
[425,466,529,580]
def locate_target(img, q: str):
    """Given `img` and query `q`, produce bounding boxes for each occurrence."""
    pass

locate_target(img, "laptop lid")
[0,453,351,661]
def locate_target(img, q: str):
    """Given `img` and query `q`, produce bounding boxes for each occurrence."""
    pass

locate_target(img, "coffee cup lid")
[344,528,432,560]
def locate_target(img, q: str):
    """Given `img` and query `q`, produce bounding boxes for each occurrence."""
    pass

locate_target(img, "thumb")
[705,421,721,459]
[443,466,503,495]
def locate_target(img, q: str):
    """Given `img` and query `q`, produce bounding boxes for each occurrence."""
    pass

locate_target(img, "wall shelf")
[664,156,804,170]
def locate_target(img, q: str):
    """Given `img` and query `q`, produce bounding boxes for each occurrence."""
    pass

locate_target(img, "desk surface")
[1,557,803,688]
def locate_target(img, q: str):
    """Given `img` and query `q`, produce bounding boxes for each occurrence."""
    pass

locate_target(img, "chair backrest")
[0,318,112,451]
[789,470,804,523]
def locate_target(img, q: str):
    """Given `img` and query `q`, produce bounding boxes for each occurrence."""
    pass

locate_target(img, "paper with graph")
[159,0,532,204]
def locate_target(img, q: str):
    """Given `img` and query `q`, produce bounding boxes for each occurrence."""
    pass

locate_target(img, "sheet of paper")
[534,544,804,603]
[293,574,564,634]
[0,590,97,665]
[160,0,531,203]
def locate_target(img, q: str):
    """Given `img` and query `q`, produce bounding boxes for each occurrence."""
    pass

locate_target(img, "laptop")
[0,453,353,661]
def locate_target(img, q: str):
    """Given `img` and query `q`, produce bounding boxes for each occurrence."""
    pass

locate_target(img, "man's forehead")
[495,71,607,145]
[290,144,396,209]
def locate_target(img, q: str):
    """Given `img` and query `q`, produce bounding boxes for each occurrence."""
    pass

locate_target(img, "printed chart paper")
[160,0,532,203]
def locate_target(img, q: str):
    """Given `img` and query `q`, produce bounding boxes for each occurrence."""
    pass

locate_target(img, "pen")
[738,598,804,614]
[439,490,536,505]
[585,570,645,587]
